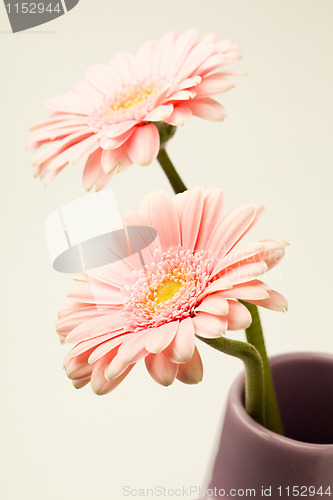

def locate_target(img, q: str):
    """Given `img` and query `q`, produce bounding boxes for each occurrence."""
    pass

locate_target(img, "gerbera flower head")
[29,30,242,190]
[57,188,288,395]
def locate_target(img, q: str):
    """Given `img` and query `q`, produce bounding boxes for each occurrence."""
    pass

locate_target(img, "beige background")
[1,1,333,498]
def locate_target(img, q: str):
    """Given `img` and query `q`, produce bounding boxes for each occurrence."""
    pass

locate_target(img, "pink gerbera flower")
[29,30,242,190]
[57,188,288,395]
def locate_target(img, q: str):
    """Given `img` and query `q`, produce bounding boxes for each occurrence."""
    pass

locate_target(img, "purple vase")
[200,352,333,499]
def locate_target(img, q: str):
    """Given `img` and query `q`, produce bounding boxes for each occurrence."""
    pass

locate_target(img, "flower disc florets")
[123,247,214,331]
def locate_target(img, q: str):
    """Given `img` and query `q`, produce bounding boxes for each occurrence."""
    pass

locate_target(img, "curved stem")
[156,147,280,432]
[197,335,265,426]
[240,301,283,435]
[157,148,187,194]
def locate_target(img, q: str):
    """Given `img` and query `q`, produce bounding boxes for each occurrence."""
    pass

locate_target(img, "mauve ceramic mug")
[199,352,333,499]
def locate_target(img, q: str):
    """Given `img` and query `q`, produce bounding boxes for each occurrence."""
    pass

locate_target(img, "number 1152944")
[5,3,62,14]
[277,486,331,496]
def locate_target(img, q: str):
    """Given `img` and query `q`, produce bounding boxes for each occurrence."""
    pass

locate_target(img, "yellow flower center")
[123,247,214,331]
[155,279,183,304]
[104,82,161,118]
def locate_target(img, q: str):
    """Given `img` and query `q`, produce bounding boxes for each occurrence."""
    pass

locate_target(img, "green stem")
[156,147,278,431]
[197,335,265,426]
[240,301,284,435]
[157,148,187,194]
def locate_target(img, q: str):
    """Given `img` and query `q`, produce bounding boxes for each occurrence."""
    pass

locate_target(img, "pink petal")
[66,333,117,358]
[100,128,135,150]
[89,263,131,286]
[246,290,288,312]
[196,74,235,97]
[174,76,202,91]
[144,321,179,354]
[145,352,178,386]
[188,97,227,121]
[30,114,78,132]
[85,64,120,94]
[144,104,174,121]
[87,255,141,285]
[195,188,225,250]
[105,120,138,139]
[116,220,158,265]
[117,331,149,365]
[28,125,85,145]
[138,191,181,251]
[109,51,136,83]
[165,317,195,363]
[174,187,204,250]
[126,124,160,166]
[46,92,96,115]
[70,77,105,100]
[32,144,59,174]
[198,277,232,301]
[196,53,228,76]
[48,134,100,171]
[104,354,132,381]
[135,40,156,78]
[82,149,103,191]
[30,116,87,132]
[211,241,265,278]
[65,312,125,344]
[43,165,68,185]
[176,347,203,384]
[91,358,133,395]
[226,300,252,330]
[193,312,227,338]
[196,294,229,316]
[223,52,242,65]
[223,261,268,285]
[156,32,178,75]
[33,129,92,169]
[169,90,196,101]
[219,69,246,76]
[174,36,216,82]
[57,304,104,331]
[94,168,113,191]
[260,239,289,271]
[72,378,90,390]
[218,280,270,301]
[207,203,264,259]
[164,29,198,76]
[65,351,94,380]
[164,105,192,126]
[101,148,132,174]
[67,281,123,305]
[88,253,141,284]
[88,334,132,364]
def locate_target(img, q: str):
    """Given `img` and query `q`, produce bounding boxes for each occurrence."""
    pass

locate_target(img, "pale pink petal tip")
[127,124,160,166]
[165,318,195,363]
[176,348,203,384]
[145,353,178,386]
[246,289,288,312]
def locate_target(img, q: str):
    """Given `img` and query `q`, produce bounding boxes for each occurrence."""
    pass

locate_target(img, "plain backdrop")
[1,1,333,499]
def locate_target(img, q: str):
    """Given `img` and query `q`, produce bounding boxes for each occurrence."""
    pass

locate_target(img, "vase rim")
[231,351,333,451]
